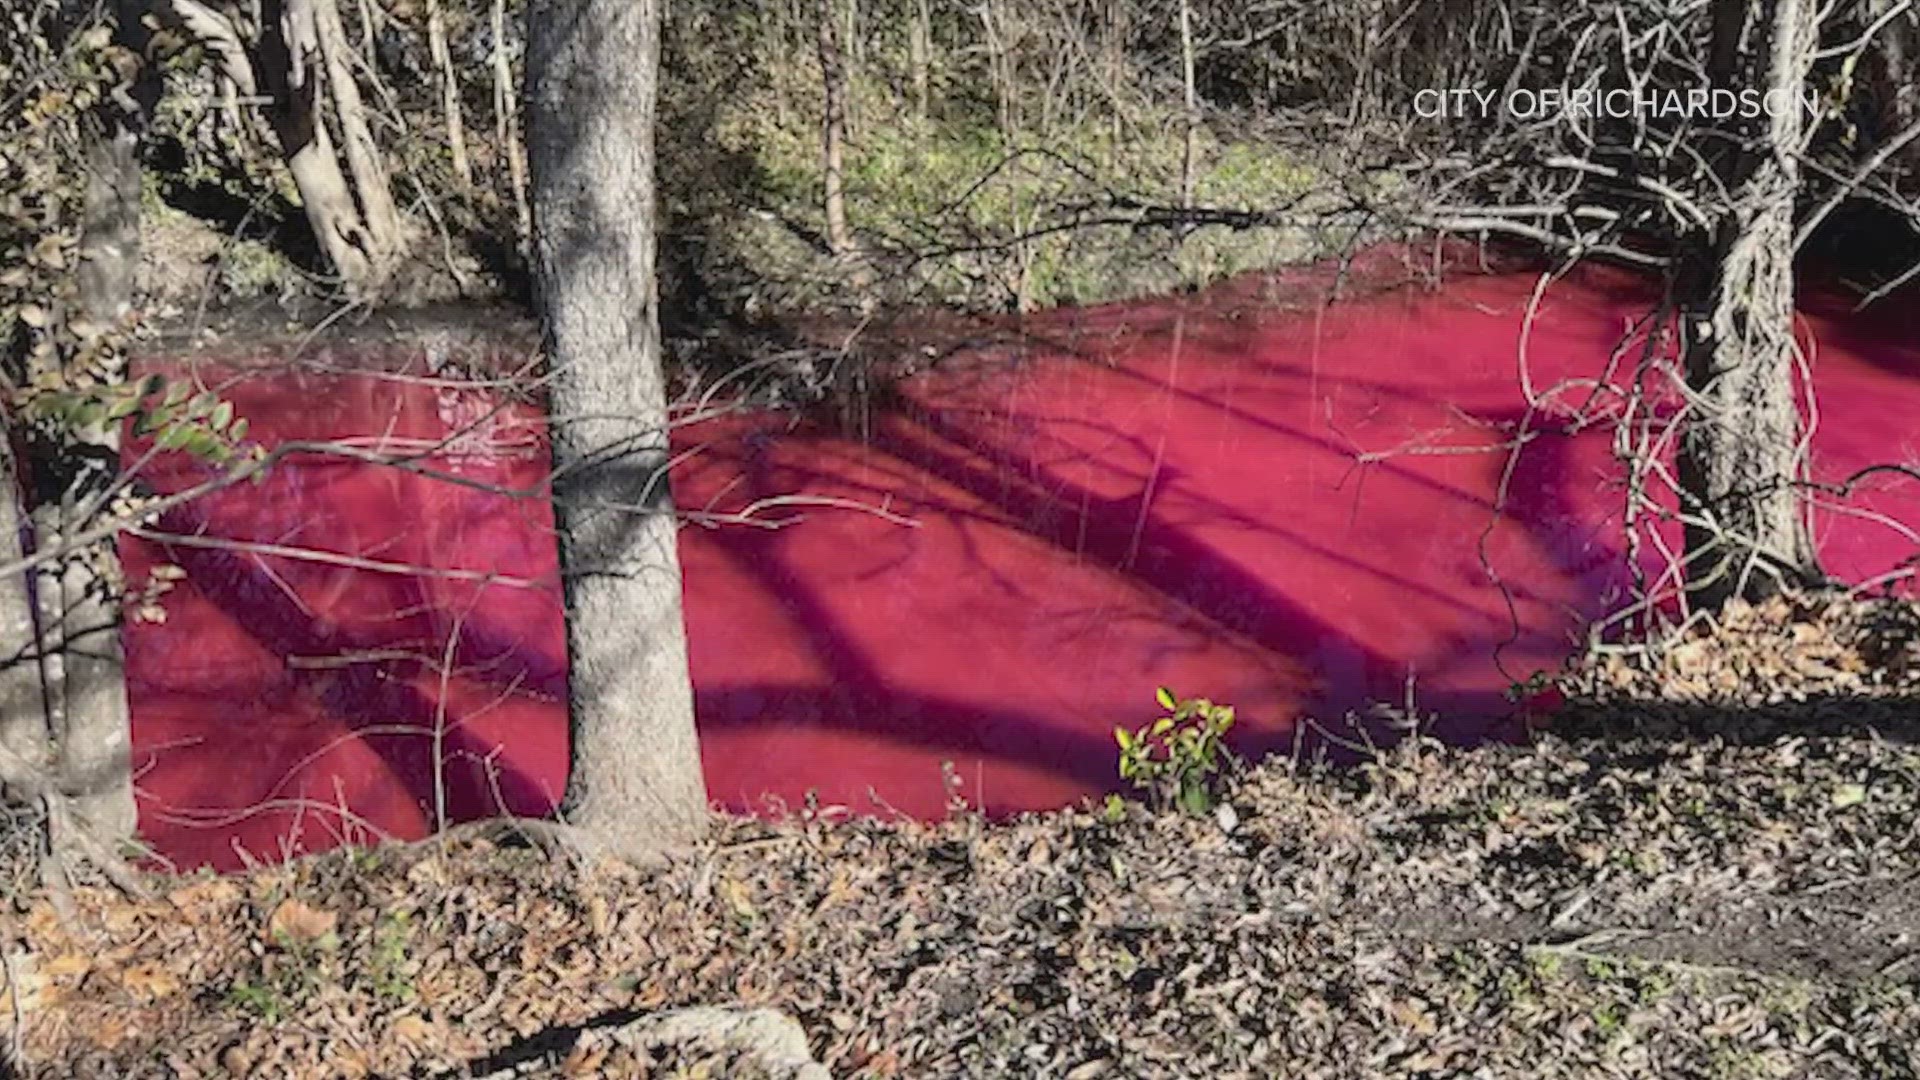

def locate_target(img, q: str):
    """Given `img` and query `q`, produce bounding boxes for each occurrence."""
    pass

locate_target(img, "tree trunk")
[1177,0,1197,211]
[1863,0,1918,153]
[424,0,472,187]
[0,438,51,815]
[909,0,931,121]
[1678,0,1822,610]
[494,0,531,252]
[978,0,1013,138]
[240,0,397,292]
[817,0,853,255]
[525,0,708,850]
[844,0,861,136]
[48,51,143,847]
[2,0,152,863]
[1105,0,1127,161]
[311,0,404,256]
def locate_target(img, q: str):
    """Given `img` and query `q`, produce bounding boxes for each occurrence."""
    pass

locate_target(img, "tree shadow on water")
[129,494,565,867]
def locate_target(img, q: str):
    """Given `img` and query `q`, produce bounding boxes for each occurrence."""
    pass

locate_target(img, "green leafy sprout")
[1114,686,1241,815]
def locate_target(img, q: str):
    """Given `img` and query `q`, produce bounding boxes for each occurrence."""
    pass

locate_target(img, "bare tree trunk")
[0,439,51,816]
[909,0,931,121]
[1177,0,1197,211]
[1105,0,1127,161]
[978,0,1013,138]
[311,0,403,258]
[1861,0,1920,171]
[844,0,861,136]
[1678,0,1822,609]
[49,68,143,848]
[424,0,472,186]
[494,0,531,252]
[152,0,406,291]
[3,0,154,864]
[817,0,853,255]
[0,440,144,891]
[525,0,708,851]
[244,0,386,288]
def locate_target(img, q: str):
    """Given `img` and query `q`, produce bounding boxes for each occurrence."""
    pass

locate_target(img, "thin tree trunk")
[1678,0,1822,609]
[978,0,1012,138]
[425,0,472,186]
[0,438,51,815]
[353,0,393,107]
[1177,0,1197,211]
[1106,0,1126,162]
[1861,0,1920,180]
[495,0,531,251]
[525,0,708,850]
[844,0,861,137]
[817,0,852,255]
[909,0,931,121]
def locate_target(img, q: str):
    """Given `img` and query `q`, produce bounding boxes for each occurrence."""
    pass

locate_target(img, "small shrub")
[1114,687,1241,814]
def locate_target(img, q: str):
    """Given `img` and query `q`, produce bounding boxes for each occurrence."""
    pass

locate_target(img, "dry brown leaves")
[4,594,1920,1077]
[1562,590,1920,717]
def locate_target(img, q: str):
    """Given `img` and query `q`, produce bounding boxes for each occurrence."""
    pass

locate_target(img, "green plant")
[1114,687,1241,814]
[226,980,286,1022]
[14,371,257,467]
[1592,1000,1626,1038]
[1504,668,1554,703]
[369,910,414,1002]
[225,949,323,1023]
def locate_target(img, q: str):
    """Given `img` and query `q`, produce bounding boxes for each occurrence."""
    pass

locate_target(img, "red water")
[119,255,1920,870]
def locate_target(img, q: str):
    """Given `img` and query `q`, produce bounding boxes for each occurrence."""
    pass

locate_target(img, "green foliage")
[368,910,415,1003]
[224,979,288,1022]
[1114,686,1241,815]
[126,375,254,464]
[1,10,254,477]
[226,937,327,1023]
[12,369,259,469]
[1504,669,1554,702]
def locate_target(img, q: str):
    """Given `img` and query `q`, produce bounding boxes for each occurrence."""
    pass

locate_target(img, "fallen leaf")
[120,960,181,1001]
[41,953,92,980]
[390,1014,435,1044]
[722,877,756,920]
[266,898,339,948]
[168,878,241,919]
[561,1042,609,1076]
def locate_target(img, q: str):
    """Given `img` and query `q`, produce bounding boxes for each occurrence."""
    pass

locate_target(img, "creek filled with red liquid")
[121,252,1920,871]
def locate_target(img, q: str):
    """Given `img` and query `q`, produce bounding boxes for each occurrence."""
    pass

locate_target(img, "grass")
[672,66,1327,315]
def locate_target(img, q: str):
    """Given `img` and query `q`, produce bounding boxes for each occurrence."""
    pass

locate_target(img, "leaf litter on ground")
[6,590,1920,1078]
